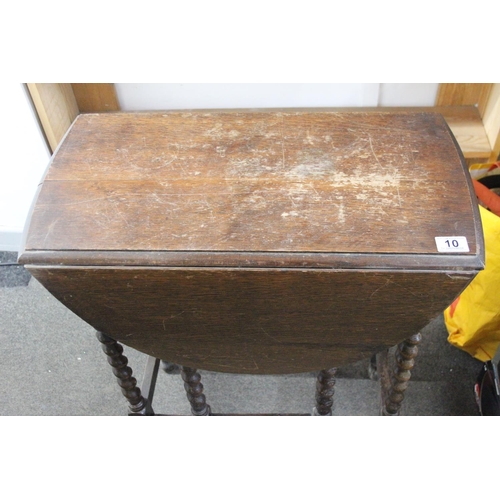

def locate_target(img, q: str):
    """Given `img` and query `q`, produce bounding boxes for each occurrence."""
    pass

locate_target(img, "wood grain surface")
[26,83,79,153]
[28,266,475,374]
[436,83,492,117]
[482,83,500,161]
[71,84,120,113]
[23,111,480,261]
[435,105,492,158]
[20,110,484,374]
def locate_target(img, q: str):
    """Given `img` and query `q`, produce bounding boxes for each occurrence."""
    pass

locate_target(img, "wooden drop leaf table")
[19,110,484,415]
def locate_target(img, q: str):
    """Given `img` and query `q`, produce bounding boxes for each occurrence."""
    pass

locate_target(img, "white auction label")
[435,236,470,253]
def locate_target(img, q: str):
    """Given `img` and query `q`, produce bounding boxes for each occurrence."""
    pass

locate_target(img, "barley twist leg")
[181,366,211,416]
[382,333,422,416]
[313,368,338,416]
[96,331,148,415]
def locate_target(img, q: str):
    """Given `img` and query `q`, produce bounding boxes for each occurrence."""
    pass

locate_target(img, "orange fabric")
[448,296,460,318]
[472,179,500,217]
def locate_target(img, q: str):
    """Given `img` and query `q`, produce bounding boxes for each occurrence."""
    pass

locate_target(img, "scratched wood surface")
[20,110,484,374]
[23,111,479,259]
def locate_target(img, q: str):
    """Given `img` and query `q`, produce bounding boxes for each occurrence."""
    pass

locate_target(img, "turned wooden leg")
[161,360,180,374]
[368,353,381,381]
[382,333,422,416]
[180,366,211,416]
[313,368,338,416]
[96,331,148,415]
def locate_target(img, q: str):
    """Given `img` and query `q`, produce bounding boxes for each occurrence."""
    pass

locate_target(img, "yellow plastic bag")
[468,161,500,183]
[444,205,500,361]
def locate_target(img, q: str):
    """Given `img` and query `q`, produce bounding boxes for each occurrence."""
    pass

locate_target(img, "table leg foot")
[96,331,148,415]
[312,368,337,415]
[181,366,211,416]
[382,333,422,416]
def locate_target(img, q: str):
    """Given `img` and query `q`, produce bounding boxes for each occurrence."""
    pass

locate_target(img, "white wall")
[378,83,439,106]
[0,84,50,251]
[115,83,438,111]
[0,83,439,252]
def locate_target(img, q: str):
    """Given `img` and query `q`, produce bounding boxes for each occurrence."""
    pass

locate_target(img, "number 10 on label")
[435,236,470,253]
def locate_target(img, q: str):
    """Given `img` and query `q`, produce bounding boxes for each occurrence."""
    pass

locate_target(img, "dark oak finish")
[180,367,211,416]
[27,266,473,373]
[22,111,481,258]
[18,111,485,412]
[382,333,422,416]
[96,331,148,415]
[313,368,338,416]
[160,360,180,374]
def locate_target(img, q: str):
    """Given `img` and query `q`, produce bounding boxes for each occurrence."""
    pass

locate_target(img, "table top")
[19,110,485,373]
[21,110,483,271]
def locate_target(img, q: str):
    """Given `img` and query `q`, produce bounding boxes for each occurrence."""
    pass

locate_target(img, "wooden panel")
[436,83,493,117]
[23,111,479,258]
[482,83,500,161]
[26,83,79,153]
[28,266,475,374]
[466,158,489,167]
[436,105,491,158]
[71,84,120,113]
